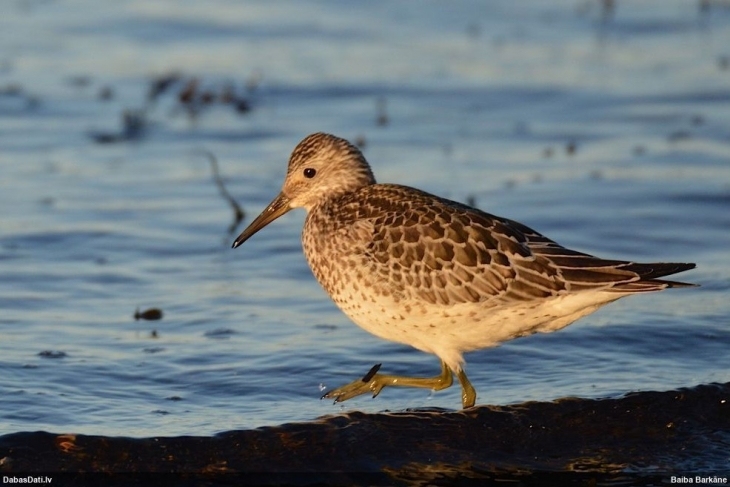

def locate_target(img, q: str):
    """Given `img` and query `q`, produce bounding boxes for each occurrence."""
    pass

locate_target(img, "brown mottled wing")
[495,216,639,292]
[345,185,694,306]
[344,185,564,305]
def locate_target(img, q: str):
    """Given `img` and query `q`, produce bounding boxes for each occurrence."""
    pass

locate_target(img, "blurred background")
[1,0,728,437]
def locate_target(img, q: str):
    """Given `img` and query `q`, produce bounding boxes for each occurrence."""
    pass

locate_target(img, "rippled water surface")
[1,0,729,437]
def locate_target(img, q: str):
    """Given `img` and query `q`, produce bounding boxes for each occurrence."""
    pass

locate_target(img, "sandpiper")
[232,133,695,409]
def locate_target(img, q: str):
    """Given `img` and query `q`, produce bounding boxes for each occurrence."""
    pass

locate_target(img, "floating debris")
[204,328,236,339]
[234,98,251,113]
[92,72,258,144]
[150,330,159,338]
[90,109,147,144]
[220,84,237,104]
[178,78,199,105]
[314,324,338,332]
[219,83,252,113]
[166,76,255,120]
[200,91,216,105]
[148,72,182,103]
[134,308,163,321]
[38,350,67,359]
[354,135,367,148]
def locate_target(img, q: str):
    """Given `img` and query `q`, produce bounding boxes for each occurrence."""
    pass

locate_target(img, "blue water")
[1,0,729,437]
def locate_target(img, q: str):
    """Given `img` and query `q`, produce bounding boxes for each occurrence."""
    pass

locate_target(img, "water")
[1,0,729,439]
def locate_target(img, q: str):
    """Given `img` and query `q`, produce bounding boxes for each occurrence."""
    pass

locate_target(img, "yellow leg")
[456,369,477,408]
[323,360,453,403]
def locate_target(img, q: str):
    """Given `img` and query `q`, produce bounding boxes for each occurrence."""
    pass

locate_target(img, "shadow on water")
[1,381,728,486]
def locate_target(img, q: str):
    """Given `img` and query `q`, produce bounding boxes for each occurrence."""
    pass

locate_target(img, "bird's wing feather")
[339,185,654,306]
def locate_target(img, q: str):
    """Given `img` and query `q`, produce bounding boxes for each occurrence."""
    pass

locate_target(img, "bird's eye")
[303,168,316,178]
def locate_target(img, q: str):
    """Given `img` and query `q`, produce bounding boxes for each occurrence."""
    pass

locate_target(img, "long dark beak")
[232,192,292,248]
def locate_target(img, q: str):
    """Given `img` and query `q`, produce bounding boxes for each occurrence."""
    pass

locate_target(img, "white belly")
[331,284,622,372]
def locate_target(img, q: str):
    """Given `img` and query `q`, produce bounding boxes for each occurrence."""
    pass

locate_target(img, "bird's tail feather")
[621,262,696,280]
[606,262,697,293]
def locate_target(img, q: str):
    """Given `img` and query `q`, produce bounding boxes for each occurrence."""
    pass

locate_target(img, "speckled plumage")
[233,132,696,408]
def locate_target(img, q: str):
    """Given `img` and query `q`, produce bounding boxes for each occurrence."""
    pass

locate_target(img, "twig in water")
[195,150,245,235]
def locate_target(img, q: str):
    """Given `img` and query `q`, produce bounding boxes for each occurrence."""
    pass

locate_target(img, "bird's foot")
[322,364,386,403]
[321,361,454,404]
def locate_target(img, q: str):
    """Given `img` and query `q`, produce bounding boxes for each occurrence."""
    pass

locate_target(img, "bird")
[232,132,696,409]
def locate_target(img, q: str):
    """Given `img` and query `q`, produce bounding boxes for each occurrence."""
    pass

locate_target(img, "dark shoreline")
[2,382,728,485]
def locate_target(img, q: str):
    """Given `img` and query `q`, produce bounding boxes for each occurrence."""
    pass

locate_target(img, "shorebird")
[232,133,695,408]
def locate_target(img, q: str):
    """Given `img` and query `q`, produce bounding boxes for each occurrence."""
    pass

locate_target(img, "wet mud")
[1,381,727,485]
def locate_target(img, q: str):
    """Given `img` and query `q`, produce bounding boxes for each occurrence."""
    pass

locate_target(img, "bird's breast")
[302,206,364,299]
